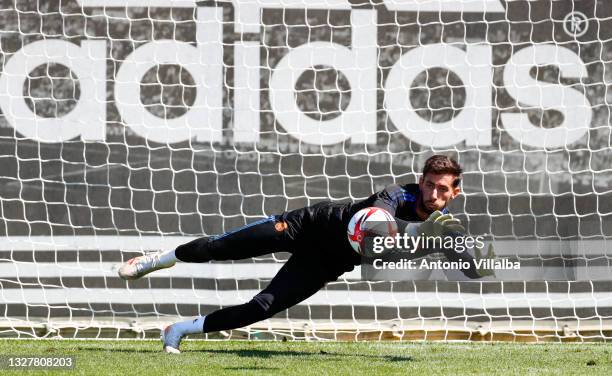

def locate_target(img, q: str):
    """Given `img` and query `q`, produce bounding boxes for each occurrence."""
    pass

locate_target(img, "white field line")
[0,288,610,309]
[2,236,611,256]
[1,261,611,281]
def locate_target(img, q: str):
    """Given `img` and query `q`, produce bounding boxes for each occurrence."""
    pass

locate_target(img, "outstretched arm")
[393,213,487,279]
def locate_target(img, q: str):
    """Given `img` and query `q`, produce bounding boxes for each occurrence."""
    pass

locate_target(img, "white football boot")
[117,252,175,280]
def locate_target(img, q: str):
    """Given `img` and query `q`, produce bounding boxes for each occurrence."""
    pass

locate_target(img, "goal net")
[1,0,611,341]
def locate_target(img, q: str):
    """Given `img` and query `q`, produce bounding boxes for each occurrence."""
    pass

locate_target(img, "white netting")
[0,0,611,341]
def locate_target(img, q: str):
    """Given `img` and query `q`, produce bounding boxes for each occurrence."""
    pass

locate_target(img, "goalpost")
[1,0,611,341]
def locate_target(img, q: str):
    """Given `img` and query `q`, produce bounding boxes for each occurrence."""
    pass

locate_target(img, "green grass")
[0,339,611,375]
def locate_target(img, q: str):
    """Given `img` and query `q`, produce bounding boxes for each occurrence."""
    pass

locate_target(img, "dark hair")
[422,155,463,187]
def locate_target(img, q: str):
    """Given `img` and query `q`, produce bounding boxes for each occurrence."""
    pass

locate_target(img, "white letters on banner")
[269,10,377,145]
[0,40,106,142]
[501,45,591,148]
[114,7,223,144]
[384,44,492,147]
[0,4,591,148]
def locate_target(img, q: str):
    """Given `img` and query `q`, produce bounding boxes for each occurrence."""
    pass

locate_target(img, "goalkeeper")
[117,155,484,353]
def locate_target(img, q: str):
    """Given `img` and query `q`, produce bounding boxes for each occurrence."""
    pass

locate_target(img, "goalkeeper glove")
[405,210,465,237]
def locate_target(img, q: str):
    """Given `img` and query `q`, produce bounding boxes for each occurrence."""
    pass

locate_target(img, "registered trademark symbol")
[563,11,589,37]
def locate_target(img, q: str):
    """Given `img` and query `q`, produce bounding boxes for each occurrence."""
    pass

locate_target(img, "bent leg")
[202,253,330,333]
[175,216,292,262]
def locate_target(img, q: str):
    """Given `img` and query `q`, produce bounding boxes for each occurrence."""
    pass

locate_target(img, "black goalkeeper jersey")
[281,184,447,232]
[278,183,449,270]
[348,183,449,221]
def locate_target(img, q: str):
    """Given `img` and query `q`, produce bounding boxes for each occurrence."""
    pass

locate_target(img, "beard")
[419,198,438,215]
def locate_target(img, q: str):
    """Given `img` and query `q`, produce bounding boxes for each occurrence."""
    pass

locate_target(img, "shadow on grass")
[73,347,162,354]
[224,366,281,371]
[71,347,413,362]
[194,349,413,362]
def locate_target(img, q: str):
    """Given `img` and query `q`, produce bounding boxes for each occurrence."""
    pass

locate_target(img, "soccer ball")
[347,207,398,255]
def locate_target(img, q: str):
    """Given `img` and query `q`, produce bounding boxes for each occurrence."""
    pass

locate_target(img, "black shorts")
[279,202,360,273]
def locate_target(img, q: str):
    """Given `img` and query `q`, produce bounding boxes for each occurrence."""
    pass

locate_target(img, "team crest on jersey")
[275,221,288,232]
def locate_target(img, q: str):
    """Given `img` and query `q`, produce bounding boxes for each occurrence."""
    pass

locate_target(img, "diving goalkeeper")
[117,155,483,353]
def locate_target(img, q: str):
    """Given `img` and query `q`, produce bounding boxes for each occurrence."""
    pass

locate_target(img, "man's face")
[418,173,461,213]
